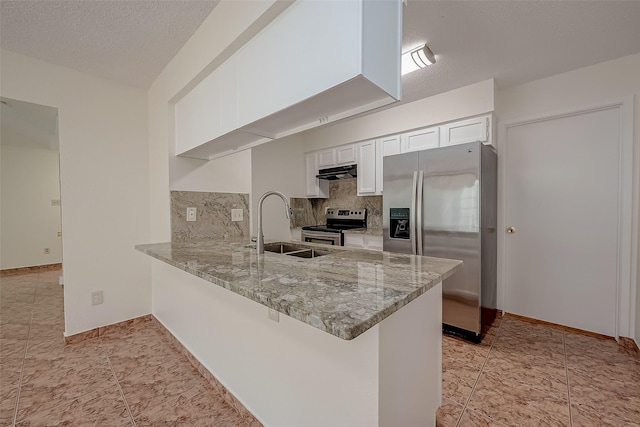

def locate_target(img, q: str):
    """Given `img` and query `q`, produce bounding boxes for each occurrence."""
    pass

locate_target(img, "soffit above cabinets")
[175,0,403,161]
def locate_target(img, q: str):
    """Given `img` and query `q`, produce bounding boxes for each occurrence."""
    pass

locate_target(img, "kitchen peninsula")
[137,239,461,427]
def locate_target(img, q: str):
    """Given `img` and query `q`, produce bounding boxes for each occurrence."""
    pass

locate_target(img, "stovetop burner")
[301,208,367,233]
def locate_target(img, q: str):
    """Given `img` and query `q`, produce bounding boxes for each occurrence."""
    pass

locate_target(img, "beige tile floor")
[0,269,246,426]
[438,315,640,426]
[2,268,640,426]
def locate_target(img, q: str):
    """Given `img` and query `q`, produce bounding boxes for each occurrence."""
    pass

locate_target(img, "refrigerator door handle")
[410,171,418,255]
[416,170,424,256]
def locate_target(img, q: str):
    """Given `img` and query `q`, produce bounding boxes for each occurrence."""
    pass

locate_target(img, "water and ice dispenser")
[389,208,410,239]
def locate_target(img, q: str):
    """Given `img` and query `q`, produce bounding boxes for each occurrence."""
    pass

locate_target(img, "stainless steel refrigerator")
[383,141,497,342]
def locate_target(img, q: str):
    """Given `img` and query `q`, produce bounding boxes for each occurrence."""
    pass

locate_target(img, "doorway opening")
[0,96,64,326]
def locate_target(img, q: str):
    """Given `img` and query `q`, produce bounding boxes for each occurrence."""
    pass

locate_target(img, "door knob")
[506,226,516,234]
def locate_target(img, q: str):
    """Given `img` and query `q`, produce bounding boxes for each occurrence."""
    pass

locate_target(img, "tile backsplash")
[290,179,382,231]
[171,191,249,242]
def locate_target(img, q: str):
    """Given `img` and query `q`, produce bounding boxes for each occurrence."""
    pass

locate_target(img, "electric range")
[301,208,367,246]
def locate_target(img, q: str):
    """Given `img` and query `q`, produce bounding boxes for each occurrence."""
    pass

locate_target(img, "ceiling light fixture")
[401,44,436,76]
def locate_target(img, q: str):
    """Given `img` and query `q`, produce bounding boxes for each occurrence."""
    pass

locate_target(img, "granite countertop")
[342,228,383,236]
[136,239,461,340]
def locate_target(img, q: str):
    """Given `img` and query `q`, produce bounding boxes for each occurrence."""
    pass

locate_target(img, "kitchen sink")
[263,243,308,254]
[263,243,340,259]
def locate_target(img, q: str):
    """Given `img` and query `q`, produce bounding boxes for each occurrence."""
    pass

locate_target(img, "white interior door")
[505,106,621,336]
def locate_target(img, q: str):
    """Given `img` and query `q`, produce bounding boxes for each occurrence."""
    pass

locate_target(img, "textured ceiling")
[1,0,640,104]
[0,0,218,89]
[401,0,640,104]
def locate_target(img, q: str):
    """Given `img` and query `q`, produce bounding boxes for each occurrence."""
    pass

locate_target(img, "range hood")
[317,165,357,181]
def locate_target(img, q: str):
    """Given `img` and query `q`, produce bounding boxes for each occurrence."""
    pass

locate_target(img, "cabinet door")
[317,149,336,168]
[336,144,357,165]
[235,1,361,128]
[344,234,365,248]
[376,135,401,194]
[290,228,302,241]
[175,71,221,154]
[305,153,328,197]
[440,115,490,147]
[380,135,402,157]
[364,235,383,251]
[357,141,377,195]
[401,126,440,153]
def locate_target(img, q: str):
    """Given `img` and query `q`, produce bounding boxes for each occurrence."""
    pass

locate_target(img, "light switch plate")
[231,209,243,222]
[186,207,196,222]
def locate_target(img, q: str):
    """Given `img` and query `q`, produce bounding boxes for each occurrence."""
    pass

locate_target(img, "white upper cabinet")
[357,140,377,196]
[317,149,337,168]
[174,65,222,155]
[440,115,491,147]
[307,115,494,198]
[336,145,357,165]
[375,135,401,194]
[317,144,357,169]
[379,135,402,157]
[305,152,329,198]
[401,126,440,153]
[176,0,403,160]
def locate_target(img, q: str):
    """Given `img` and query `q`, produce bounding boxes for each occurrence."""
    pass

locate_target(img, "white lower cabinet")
[364,235,383,251]
[344,234,383,251]
[344,234,365,249]
[290,228,302,241]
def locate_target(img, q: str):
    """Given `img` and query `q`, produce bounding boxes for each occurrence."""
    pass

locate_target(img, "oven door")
[301,230,342,246]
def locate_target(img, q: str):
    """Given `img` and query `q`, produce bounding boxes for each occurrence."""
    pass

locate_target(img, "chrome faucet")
[256,191,293,254]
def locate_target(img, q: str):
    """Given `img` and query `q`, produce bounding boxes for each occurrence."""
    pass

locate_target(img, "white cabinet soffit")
[175,0,402,161]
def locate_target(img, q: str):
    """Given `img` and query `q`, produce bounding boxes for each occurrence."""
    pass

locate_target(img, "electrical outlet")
[43,248,50,254]
[231,209,243,222]
[186,207,197,222]
[51,199,61,206]
[268,308,279,323]
[91,290,104,306]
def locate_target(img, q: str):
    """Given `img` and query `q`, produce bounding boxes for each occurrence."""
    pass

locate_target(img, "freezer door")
[418,143,482,335]
[383,152,419,254]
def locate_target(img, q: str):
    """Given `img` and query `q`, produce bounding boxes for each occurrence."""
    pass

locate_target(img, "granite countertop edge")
[342,228,383,236]
[136,240,461,340]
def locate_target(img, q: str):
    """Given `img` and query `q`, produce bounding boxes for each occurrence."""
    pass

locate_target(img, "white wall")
[148,0,286,243]
[496,53,640,342]
[301,78,495,152]
[152,261,381,427]
[1,145,62,269]
[0,49,151,336]
[250,134,306,240]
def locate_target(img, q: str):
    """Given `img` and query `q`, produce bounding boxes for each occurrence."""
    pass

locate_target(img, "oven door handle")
[301,230,340,238]
[301,230,342,245]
